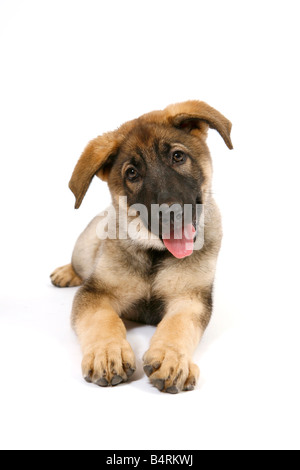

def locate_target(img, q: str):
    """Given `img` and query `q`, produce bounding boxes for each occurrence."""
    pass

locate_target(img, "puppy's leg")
[143,297,211,393]
[72,287,136,387]
[50,264,83,288]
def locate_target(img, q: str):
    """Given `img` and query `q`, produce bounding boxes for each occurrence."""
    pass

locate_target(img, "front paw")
[143,345,199,394]
[82,339,136,387]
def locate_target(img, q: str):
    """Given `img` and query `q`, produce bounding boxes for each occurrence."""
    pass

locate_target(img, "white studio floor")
[1,231,299,450]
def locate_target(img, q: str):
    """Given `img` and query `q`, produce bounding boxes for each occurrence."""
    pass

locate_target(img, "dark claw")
[152,379,165,392]
[184,385,195,392]
[96,378,109,387]
[144,365,154,377]
[111,375,123,386]
[84,370,93,384]
[166,386,179,394]
[125,367,135,378]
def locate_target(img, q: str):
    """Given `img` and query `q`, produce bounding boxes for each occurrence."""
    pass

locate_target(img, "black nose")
[157,192,181,206]
[160,204,183,225]
[157,192,184,226]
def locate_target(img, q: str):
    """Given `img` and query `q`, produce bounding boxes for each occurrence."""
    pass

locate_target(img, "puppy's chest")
[120,251,169,326]
[120,294,165,326]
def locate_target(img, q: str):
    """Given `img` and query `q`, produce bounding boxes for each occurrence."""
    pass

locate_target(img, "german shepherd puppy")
[51,101,233,393]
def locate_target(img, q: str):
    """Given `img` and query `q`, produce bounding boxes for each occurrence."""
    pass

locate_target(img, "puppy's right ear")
[69,131,119,209]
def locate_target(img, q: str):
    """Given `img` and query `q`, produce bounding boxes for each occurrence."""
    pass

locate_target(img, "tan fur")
[51,101,233,392]
[50,264,82,288]
[71,215,104,280]
[73,296,136,385]
[143,311,202,392]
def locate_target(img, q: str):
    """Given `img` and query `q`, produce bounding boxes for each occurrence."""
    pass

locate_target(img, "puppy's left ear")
[165,100,233,150]
[69,131,119,209]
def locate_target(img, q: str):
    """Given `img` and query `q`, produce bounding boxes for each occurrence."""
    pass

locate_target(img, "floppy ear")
[69,131,119,209]
[165,100,233,150]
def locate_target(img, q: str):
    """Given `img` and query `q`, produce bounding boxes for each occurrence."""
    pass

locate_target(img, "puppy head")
[69,101,233,256]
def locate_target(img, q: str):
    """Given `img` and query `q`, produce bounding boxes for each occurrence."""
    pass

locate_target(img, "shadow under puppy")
[51,101,233,393]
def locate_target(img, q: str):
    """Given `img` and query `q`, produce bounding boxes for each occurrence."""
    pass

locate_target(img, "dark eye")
[126,167,139,181]
[172,150,187,164]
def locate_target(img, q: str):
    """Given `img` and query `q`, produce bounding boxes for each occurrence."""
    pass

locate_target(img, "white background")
[0,0,299,451]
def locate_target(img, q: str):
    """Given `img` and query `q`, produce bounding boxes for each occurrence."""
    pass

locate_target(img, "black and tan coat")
[51,101,233,393]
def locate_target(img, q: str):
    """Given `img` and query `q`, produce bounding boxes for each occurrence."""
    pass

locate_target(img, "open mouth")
[159,198,202,259]
[162,222,197,259]
[138,198,202,259]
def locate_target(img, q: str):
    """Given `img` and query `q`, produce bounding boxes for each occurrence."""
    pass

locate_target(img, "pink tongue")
[163,224,196,259]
